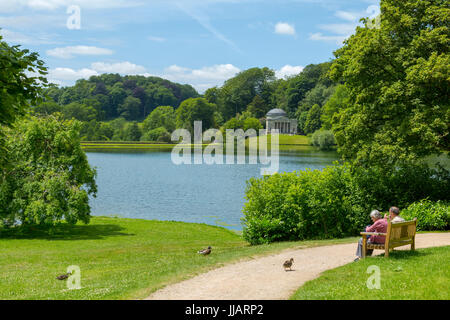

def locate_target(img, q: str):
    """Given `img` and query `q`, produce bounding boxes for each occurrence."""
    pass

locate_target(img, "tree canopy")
[330,0,449,167]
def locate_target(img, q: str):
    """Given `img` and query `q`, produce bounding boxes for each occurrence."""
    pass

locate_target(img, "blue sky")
[1,0,380,92]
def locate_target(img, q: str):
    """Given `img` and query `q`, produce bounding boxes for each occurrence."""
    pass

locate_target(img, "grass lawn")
[290,246,450,300]
[81,135,312,152]
[0,217,357,300]
[247,134,310,146]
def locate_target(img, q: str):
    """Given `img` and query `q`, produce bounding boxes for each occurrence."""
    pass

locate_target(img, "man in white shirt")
[384,206,405,223]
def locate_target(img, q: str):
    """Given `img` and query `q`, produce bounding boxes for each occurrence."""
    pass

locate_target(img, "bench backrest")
[385,218,417,246]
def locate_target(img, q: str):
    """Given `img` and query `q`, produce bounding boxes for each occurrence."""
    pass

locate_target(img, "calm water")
[86,149,339,230]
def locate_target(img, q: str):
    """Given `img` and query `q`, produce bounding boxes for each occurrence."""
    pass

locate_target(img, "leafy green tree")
[204,87,220,104]
[0,34,48,165]
[141,127,170,142]
[311,130,336,151]
[118,96,141,120]
[321,85,350,130]
[304,104,322,134]
[121,122,142,141]
[242,118,263,132]
[142,106,176,132]
[176,98,216,132]
[222,118,242,131]
[34,101,62,116]
[247,95,268,119]
[62,102,98,122]
[330,0,449,167]
[0,116,97,226]
[218,68,275,119]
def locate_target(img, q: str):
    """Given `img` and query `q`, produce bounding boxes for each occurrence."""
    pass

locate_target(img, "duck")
[283,258,294,271]
[198,246,212,256]
[56,272,72,280]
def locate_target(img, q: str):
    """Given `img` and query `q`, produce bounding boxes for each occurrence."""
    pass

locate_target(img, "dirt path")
[145,233,450,300]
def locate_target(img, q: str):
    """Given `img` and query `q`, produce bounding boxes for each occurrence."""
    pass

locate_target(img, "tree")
[141,127,170,142]
[304,104,322,134]
[321,85,350,130]
[176,98,216,132]
[217,67,275,119]
[0,34,48,165]
[242,118,263,132]
[330,0,449,167]
[142,106,176,133]
[118,96,141,120]
[122,122,142,141]
[34,101,62,116]
[62,102,98,122]
[247,95,268,119]
[0,116,97,226]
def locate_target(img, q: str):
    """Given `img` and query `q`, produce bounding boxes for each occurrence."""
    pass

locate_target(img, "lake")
[86,148,339,230]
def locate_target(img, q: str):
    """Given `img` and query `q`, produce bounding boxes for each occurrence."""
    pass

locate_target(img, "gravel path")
[145,233,450,300]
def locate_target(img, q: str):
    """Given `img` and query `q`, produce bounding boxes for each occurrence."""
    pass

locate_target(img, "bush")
[402,200,449,231]
[242,164,367,245]
[141,127,170,142]
[242,163,450,245]
[311,130,336,151]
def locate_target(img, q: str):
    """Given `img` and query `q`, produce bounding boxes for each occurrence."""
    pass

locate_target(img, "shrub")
[402,200,449,231]
[242,164,368,245]
[242,163,450,245]
[141,127,169,142]
[311,130,336,151]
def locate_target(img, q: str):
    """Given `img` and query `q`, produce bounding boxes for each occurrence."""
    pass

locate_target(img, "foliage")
[142,106,176,133]
[176,98,216,133]
[141,126,171,142]
[43,74,199,122]
[0,116,97,227]
[217,67,276,119]
[330,0,450,168]
[304,104,322,134]
[402,200,449,231]
[321,85,350,130]
[311,130,336,150]
[0,34,48,165]
[242,162,450,245]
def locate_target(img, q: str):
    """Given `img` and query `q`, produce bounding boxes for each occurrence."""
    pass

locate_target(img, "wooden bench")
[360,218,417,258]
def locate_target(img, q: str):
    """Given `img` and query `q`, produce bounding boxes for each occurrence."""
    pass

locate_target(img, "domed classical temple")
[265,109,298,135]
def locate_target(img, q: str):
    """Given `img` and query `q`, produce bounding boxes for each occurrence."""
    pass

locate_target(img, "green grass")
[290,245,450,300]
[0,217,357,300]
[247,134,310,147]
[81,135,313,152]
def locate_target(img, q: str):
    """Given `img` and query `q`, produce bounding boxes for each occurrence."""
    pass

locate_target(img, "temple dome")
[266,108,287,118]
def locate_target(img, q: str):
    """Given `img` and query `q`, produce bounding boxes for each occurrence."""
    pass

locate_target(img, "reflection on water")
[86,148,339,230]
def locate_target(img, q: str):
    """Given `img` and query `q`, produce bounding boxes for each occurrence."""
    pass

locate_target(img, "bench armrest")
[360,232,387,236]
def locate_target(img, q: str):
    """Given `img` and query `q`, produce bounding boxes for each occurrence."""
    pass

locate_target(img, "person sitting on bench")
[384,206,405,223]
[355,210,388,261]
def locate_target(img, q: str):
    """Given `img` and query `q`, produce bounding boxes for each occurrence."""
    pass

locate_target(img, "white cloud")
[47,67,99,82]
[46,61,146,86]
[46,62,241,92]
[309,32,347,44]
[46,45,113,59]
[0,28,56,45]
[318,23,358,36]
[335,10,360,22]
[311,5,380,44]
[275,65,304,79]
[274,22,296,36]
[162,64,241,92]
[90,61,147,74]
